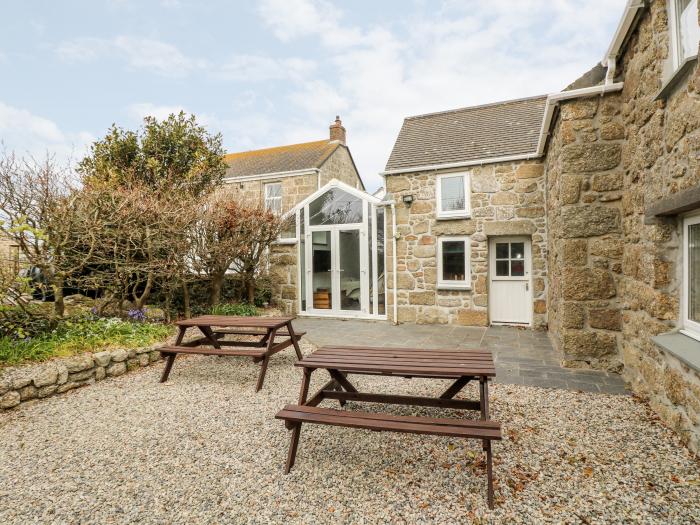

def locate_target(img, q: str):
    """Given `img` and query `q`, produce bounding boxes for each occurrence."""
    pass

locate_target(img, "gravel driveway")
[1,341,699,524]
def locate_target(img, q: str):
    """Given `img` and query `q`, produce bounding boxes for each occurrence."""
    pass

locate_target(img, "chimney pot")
[329,115,346,145]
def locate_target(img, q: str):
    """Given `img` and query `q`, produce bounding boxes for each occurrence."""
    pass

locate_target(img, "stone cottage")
[223,117,388,317]
[381,0,700,452]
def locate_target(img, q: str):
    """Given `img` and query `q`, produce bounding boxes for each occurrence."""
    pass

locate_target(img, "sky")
[0,0,626,191]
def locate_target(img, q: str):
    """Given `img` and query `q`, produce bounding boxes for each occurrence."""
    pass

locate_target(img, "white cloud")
[0,101,94,163]
[113,36,205,76]
[126,102,189,121]
[252,0,626,190]
[56,36,205,76]
[217,55,316,82]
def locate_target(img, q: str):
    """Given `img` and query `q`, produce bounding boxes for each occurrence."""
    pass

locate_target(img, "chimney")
[329,115,346,145]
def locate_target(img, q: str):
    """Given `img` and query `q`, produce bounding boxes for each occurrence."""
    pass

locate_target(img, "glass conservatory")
[282,180,388,318]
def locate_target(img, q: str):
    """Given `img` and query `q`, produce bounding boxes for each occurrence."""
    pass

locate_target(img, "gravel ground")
[1,340,699,524]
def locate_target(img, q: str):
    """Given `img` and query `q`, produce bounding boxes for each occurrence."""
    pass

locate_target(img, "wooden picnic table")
[276,345,502,508]
[158,315,304,391]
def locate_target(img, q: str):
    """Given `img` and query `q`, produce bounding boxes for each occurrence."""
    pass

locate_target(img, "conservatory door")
[308,226,367,315]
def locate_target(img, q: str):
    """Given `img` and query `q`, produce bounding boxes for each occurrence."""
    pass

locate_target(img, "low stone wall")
[0,346,162,411]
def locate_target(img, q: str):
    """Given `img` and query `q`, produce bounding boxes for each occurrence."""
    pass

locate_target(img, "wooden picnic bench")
[275,345,502,508]
[159,315,304,391]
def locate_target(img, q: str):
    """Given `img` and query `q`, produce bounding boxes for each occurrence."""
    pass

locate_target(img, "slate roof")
[384,95,548,173]
[224,140,341,178]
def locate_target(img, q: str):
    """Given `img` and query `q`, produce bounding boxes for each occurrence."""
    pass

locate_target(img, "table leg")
[479,377,490,419]
[285,368,313,473]
[286,321,303,360]
[160,353,177,383]
[174,326,186,345]
[479,377,490,451]
[439,376,471,400]
[255,328,278,392]
[285,424,302,474]
[197,326,221,349]
[486,440,494,509]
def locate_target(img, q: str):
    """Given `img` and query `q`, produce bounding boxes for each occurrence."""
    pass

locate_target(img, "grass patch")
[0,317,172,367]
[210,302,258,316]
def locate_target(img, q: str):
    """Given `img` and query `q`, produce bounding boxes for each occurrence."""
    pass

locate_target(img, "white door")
[489,237,532,325]
[306,226,368,315]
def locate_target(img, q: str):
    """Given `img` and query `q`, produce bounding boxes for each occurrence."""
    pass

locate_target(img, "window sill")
[437,284,472,291]
[655,55,697,100]
[652,331,700,373]
[436,213,471,221]
[274,239,298,245]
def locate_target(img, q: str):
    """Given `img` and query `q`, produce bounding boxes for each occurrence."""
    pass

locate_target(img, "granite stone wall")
[545,94,626,372]
[0,346,162,411]
[385,161,547,327]
[617,0,700,453]
[546,0,700,452]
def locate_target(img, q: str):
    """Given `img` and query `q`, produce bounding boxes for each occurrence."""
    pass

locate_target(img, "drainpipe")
[391,202,398,325]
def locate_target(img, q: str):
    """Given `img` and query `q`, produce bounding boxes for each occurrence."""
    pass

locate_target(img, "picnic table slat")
[276,406,502,439]
[318,345,492,356]
[159,345,266,358]
[175,315,294,329]
[296,361,495,377]
[298,357,496,372]
[279,403,501,429]
[302,354,494,365]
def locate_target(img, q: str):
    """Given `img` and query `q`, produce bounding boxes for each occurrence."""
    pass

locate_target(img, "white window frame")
[274,209,298,245]
[681,213,700,341]
[437,236,471,290]
[668,0,699,71]
[264,181,282,214]
[436,172,471,219]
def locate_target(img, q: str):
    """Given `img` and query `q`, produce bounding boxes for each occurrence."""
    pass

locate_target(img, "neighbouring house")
[381,0,700,452]
[224,117,389,317]
[0,233,21,275]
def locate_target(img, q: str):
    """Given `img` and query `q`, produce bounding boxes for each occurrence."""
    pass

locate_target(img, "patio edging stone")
[0,346,163,411]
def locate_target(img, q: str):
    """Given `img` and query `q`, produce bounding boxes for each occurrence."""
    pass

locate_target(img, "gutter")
[391,202,398,325]
[601,1,646,68]
[223,168,320,184]
[379,152,542,177]
[535,82,625,155]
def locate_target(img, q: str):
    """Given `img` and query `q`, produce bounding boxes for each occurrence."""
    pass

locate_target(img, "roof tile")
[385,95,548,172]
[225,140,340,178]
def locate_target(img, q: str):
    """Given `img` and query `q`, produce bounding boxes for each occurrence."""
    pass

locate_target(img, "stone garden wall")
[0,346,162,411]
[385,161,548,327]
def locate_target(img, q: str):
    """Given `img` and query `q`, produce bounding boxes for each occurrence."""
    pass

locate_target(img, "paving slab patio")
[294,318,628,395]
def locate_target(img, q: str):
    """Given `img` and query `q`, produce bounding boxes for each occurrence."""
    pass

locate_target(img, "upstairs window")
[670,0,700,69]
[436,173,470,218]
[682,214,700,340]
[437,236,471,289]
[265,182,282,214]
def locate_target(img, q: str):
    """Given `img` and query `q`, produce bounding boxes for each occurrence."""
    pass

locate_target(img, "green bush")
[0,305,55,339]
[210,302,258,316]
[0,317,172,366]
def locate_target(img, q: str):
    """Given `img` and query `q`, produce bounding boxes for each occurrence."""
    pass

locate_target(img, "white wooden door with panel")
[489,237,532,325]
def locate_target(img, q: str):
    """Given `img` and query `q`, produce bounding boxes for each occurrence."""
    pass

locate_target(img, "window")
[436,173,470,218]
[682,214,700,340]
[494,241,525,277]
[264,182,282,214]
[669,0,700,69]
[9,245,20,274]
[308,187,363,225]
[437,236,471,289]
